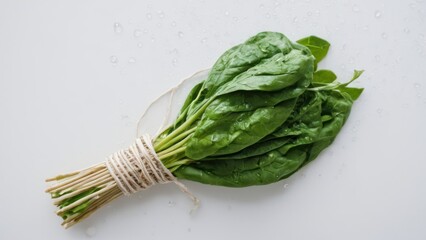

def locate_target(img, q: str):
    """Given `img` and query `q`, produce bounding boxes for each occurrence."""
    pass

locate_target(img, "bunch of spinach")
[52,32,363,223]
[153,32,363,187]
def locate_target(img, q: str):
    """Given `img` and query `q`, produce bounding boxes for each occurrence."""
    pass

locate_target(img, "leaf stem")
[158,146,186,160]
[157,134,191,156]
[154,100,211,151]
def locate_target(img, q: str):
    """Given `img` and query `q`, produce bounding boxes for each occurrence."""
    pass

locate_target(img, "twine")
[105,134,199,208]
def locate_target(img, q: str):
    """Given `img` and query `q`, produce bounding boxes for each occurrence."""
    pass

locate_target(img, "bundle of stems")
[46,120,198,228]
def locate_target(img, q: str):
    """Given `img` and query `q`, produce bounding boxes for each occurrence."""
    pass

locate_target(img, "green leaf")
[313,69,337,84]
[338,87,364,101]
[186,98,298,159]
[175,90,355,187]
[296,36,330,65]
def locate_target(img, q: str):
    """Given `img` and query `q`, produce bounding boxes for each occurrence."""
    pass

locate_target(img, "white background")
[1,0,425,239]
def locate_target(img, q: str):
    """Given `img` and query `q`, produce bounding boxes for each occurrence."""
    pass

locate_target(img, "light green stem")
[158,146,186,160]
[154,100,211,151]
[157,134,191,156]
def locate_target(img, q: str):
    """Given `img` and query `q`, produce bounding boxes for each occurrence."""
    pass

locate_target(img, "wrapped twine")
[106,134,199,203]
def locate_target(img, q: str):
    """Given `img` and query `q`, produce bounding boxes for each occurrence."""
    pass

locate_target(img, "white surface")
[1,0,425,239]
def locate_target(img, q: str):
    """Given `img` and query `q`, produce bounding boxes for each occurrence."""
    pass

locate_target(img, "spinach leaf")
[313,69,337,84]
[297,36,330,66]
[185,48,314,160]
[175,89,354,187]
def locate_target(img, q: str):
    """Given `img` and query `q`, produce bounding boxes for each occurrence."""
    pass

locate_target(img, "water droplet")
[376,108,383,114]
[113,22,123,34]
[172,58,178,66]
[157,11,165,18]
[169,48,179,54]
[201,38,207,43]
[137,42,143,48]
[134,29,142,38]
[150,37,156,42]
[381,32,388,39]
[283,183,289,189]
[259,4,265,9]
[171,21,177,27]
[404,28,410,34]
[293,17,298,23]
[210,135,219,142]
[374,55,381,62]
[233,17,239,21]
[414,82,421,88]
[168,200,176,207]
[128,57,136,64]
[374,10,382,18]
[224,11,229,16]
[352,5,360,12]
[110,55,118,64]
[86,226,97,237]
[178,31,184,38]
[307,11,313,16]
[146,13,152,20]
